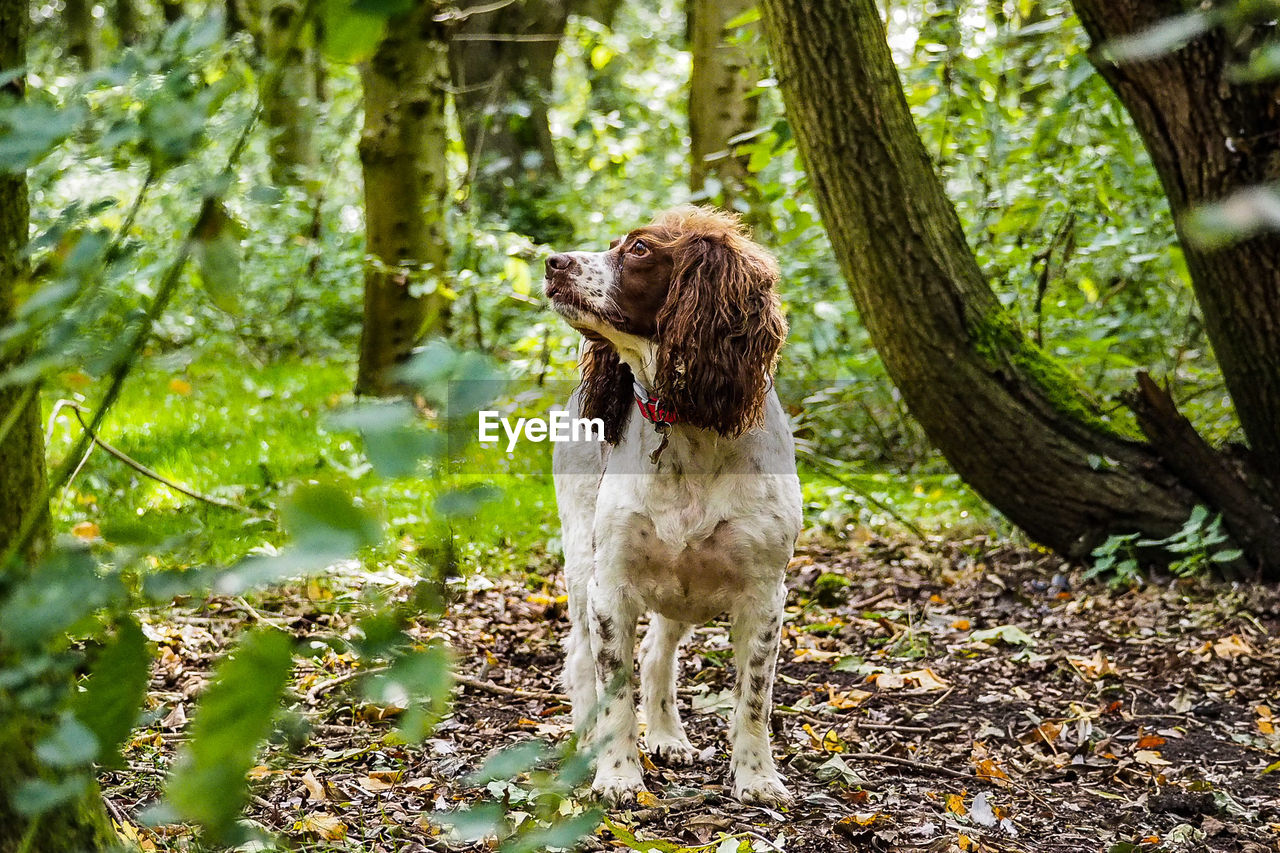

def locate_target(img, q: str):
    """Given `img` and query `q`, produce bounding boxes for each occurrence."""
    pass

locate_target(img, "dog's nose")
[546,254,576,274]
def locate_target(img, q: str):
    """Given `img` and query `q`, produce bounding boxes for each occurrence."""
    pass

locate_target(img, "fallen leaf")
[826,684,873,708]
[970,625,1035,646]
[301,770,326,802]
[1133,750,1172,767]
[1136,735,1166,749]
[951,619,971,630]
[1213,634,1254,658]
[946,793,967,816]
[72,521,101,541]
[168,378,193,396]
[295,813,346,841]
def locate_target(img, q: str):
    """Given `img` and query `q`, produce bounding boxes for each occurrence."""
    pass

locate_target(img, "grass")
[43,349,1002,584]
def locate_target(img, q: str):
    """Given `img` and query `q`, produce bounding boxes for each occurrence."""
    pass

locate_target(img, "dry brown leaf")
[300,770,326,802]
[1213,634,1254,659]
[826,683,872,709]
[1133,750,1171,767]
[1135,735,1166,749]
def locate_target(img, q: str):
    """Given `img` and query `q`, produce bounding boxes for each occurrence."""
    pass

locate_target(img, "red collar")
[633,380,680,425]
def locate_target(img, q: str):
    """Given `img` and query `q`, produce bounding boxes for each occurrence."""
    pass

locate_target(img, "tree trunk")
[114,0,140,46]
[1069,0,1280,504]
[262,0,314,187]
[688,0,761,207]
[160,0,182,23]
[0,1,117,846]
[62,0,96,68]
[758,0,1213,560]
[447,0,570,242]
[355,4,451,396]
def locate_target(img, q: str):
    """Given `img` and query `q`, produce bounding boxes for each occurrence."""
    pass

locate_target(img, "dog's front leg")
[587,574,644,805]
[728,580,791,806]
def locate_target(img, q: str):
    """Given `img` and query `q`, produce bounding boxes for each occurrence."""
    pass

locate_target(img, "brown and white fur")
[545,206,801,807]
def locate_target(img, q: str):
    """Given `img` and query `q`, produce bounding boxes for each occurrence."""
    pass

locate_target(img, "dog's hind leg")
[639,615,698,765]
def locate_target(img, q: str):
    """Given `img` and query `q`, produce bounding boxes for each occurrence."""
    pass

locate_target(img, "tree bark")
[262,0,315,186]
[160,0,182,23]
[758,0,1211,561]
[447,0,569,240]
[688,0,761,206]
[0,1,117,846]
[113,0,140,46]
[356,3,451,396]
[1069,0,1280,503]
[62,0,96,68]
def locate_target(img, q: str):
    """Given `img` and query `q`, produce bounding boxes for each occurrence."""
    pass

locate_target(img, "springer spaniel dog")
[544,206,801,807]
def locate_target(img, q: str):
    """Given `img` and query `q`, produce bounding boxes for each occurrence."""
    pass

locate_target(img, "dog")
[544,206,801,807]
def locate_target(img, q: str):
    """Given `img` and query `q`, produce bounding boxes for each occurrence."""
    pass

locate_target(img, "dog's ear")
[577,339,633,444]
[654,231,786,437]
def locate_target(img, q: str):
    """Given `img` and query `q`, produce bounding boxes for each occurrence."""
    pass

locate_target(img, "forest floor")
[103,536,1280,853]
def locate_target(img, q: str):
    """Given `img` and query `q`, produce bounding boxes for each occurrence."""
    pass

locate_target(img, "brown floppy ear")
[577,339,633,444]
[654,233,786,436]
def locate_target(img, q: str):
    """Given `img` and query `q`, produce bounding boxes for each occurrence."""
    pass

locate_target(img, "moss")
[967,309,1144,442]
[812,572,852,607]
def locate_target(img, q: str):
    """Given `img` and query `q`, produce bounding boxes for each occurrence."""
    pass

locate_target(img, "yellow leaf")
[902,668,950,691]
[946,793,967,815]
[1134,750,1172,767]
[168,378,193,396]
[1213,634,1254,659]
[296,813,346,841]
[951,619,971,630]
[826,683,872,709]
[974,758,1010,784]
[635,791,660,808]
[72,521,101,541]
[1135,735,1166,749]
[957,833,978,851]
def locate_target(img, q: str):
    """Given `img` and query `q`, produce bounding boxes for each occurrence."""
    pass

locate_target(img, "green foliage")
[162,627,294,841]
[1086,505,1242,586]
[71,617,152,770]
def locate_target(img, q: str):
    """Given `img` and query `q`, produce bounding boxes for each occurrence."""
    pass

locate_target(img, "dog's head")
[544,205,786,443]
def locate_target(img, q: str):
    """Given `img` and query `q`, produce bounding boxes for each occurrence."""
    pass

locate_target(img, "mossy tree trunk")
[0,1,118,847]
[262,0,315,187]
[355,3,450,396]
[687,0,761,207]
[447,0,569,241]
[1069,0,1280,505]
[63,0,96,68]
[759,0,1280,574]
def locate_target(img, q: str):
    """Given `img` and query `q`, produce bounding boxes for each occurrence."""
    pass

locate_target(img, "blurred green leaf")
[1101,12,1213,63]
[320,0,389,63]
[165,628,293,841]
[34,713,99,768]
[12,776,91,817]
[72,617,151,769]
[465,740,547,786]
[0,102,86,173]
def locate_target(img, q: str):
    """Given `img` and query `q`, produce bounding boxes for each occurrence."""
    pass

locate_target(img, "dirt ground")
[104,536,1280,853]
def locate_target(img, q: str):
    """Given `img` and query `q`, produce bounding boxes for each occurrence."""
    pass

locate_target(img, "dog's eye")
[629,239,650,258]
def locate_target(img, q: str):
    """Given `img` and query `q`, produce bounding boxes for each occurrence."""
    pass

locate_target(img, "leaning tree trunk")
[262,0,315,187]
[1069,0,1280,504]
[113,0,140,46]
[688,0,761,207]
[355,4,451,396]
[447,0,569,241]
[759,0,1207,558]
[0,2,117,847]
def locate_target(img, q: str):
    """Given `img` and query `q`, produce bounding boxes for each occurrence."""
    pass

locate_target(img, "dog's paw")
[645,735,700,766]
[732,772,792,808]
[591,773,646,807]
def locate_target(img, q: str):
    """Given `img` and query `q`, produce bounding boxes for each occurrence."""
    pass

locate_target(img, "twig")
[448,33,564,41]
[841,751,985,782]
[63,402,257,515]
[454,673,569,703]
[306,666,386,703]
[434,0,517,23]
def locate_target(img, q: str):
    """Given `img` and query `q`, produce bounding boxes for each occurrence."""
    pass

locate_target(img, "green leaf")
[0,549,122,649]
[72,617,152,769]
[193,200,243,312]
[12,776,91,817]
[364,643,453,741]
[35,713,99,768]
[465,740,548,786]
[328,401,444,478]
[320,0,389,63]
[1101,12,1213,63]
[969,625,1036,646]
[503,810,603,853]
[0,102,86,172]
[165,628,294,841]
[434,484,501,518]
